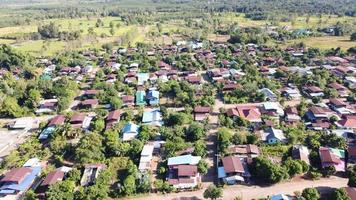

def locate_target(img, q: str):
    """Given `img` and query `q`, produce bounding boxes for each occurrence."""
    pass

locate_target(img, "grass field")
[281,36,356,50]
[0,13,355,56]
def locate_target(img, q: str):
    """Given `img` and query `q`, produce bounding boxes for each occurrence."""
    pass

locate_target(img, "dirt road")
[133,176,347,200]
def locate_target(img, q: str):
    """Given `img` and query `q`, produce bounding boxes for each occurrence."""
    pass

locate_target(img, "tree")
[283,158,303,177]
[186,123,205,142]
[75,133,105,164]
[249,157,288,184]
[24,190,38,200]
[217,128,232,154]
[203,185,223,200]
[302,188,320,200]
[351,32,356,41]
[193,140,207,157]
[0,96,23,117]
[46,180,75,200]
[348,172,356,187]
[92,118,105,133]
[198,160,209,175]
[123,174,136,195]
[332,188,351,200]
[109,97,122,109]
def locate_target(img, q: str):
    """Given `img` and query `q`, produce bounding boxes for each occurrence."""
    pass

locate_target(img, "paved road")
[134,176,347,200]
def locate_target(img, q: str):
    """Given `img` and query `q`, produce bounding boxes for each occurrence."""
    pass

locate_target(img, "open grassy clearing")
[281,36,356,50]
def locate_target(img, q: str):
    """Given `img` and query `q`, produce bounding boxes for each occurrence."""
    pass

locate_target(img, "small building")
[259,88,277,101]
[262,128,287,144]
[8,117,37,130]
[106,110,120,129]
[38,126,56,140]
[218,156,250,185]
[80,164,106,186]
[48,115,65,127]
[345,187,356,200]
[347,146,356,164]
[135,91,146,106]
[122,122,139,141]
[137,73,150,86]
[226,105,262,124]
[261,102,284,117]
[319,147,345,172]
[70,113,86,129]
[146,90,159,106]
[138,144,155,172]
[306,106,334,122]
[336,115,356,130]
[284,107,301,125]
[167,155,201,189]
[194,106,211,121]
[0,159,41,197]
[328,82,349,97]
[36,99,58,114]
[302,86,324,98]
[292,145,310,165]
[81,99,99,109]
[83,90,99,98]
[270,194,292,200]
[228,144,260,158]
[142,109,163,127]
[122,95,135,107]
[38,170,65,192]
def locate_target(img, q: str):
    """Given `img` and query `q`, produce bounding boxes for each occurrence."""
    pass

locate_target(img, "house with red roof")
[328,82,349,97]
[336,115,356,130]
[194,106,211,121]
[81,99,99,109]
[106,110,120,129]
[218,156,250,185]
[122,95,135,107]
[319,147,345,172]
[226,105,262,124]
[37,170,65,192]
[302,86,324,98]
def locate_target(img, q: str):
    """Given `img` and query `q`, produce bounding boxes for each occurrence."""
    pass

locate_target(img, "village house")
[292,145,310,165]
[262,128,287,144]
[142,109,163,127]
[194,106,211,121]
[8,117,38,130]
[83,89,99,99]
[122,122,139,141]
[226,105,262,124]
[302,86,324,98]
[280,86,301,100]
[138,144,155,172]
[228,144,260,158]
[0,158,41,198]
[135,91,146,106]
[336,115,356,130]
[37,170,65,193]
[70,113,92,129]
[261,102,284,118]
[284,107,301,125]
[80,164,106,186]
[146,90,159,106]
[319,147,345,172]
[106,110,120,129]
[328,98,355,115]
[218,156,250,185]
[306,106,335,122]
[122,95,135,107]
[80,99,99,109]
[167,155,201,189]
[36,99,58,114]
[259,88,278,101]
[345,187,356,200]
[328,82,349,97]
[137,73,150,86]
[347,146,356,164]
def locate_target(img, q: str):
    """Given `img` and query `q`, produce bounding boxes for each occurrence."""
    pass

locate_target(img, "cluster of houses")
[0,39,355,198]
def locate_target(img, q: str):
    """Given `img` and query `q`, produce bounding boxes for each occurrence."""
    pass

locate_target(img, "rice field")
[281,36,356,50]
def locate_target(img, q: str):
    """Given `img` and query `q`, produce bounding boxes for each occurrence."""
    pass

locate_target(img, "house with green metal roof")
[135,91,146,106]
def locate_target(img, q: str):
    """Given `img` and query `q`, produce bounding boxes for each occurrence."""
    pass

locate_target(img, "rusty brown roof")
[48,115,65,126]
[41,170,64,186]
[1,167,32,183]
[222,156,244,174]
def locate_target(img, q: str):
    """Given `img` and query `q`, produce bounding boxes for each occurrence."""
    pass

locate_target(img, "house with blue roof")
[146,90,159,106]
[167,154,201,166]
[270,194,292,200]
[38,126,56,140]
[136,91,146,106]
[142,109,163,126]
[137,73,149,85]
[0,158,41,197]
[121,122,139,141]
